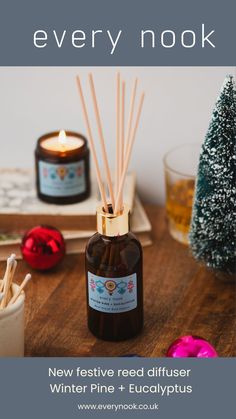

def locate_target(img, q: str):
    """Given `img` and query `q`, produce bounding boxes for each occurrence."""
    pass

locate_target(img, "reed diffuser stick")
[88,73,115,210]
[9,274,31,305]
[114,92,145,213]
[117,79,126,211]
[76,76,108,212]
[76,72,144,215]
[120,80,126,176]
[125,78,138,155]
[115,72,121,198]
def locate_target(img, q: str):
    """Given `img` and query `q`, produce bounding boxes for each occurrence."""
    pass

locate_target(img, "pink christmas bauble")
[21,225,65,270]
[166,335,218,358]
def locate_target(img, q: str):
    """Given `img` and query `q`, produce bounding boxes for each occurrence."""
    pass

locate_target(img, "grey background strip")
[0,358,235,419]
[0,0,235,66]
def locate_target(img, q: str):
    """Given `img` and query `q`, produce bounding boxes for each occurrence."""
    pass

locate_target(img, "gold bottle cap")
[97,204,130,237]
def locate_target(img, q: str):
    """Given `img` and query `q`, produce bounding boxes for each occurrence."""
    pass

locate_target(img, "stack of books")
[0,169,152,260]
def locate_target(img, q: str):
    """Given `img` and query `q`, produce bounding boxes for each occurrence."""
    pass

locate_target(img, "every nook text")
[33,24,215,55]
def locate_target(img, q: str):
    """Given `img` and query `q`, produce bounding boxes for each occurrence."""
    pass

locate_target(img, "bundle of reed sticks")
[0,254,31,309]
[76,72,144,214]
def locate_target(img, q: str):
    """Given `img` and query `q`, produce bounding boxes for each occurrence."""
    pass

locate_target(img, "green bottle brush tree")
[190,75,236,277]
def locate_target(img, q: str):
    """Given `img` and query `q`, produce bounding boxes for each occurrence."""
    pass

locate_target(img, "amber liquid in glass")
[85,232,143,341]
[166,179,195,244]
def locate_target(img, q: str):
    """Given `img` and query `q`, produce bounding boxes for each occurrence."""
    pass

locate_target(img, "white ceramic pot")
[0,282,25,357]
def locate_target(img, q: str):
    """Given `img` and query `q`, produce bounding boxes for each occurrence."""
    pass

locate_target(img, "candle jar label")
[88,271,137,313]
[38,160,86,197]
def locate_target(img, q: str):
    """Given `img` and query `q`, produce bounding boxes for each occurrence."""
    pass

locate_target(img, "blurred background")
[0,66,235,204]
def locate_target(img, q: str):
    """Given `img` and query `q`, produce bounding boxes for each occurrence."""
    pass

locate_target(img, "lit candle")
[35,130,90,204]
[41,130,84,152]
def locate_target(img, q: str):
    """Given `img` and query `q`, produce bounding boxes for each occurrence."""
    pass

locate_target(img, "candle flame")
[58,129,67,146]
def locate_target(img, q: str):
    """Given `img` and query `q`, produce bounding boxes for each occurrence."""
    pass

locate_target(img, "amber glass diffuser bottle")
[77,72,145,341]
[85,205,143,341]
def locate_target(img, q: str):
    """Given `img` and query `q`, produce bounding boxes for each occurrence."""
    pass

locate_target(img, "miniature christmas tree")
[189,75,236,276]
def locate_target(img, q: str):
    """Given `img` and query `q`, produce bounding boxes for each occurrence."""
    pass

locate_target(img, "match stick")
[8,273,31,306]
[0,254,15,296]
[0,264,8,293]
[114,92,145,213]
[7,259,17,303]
[88,73,115,211]
[0,254,16,293]
[0,257,17,309]
[76,76,108,212]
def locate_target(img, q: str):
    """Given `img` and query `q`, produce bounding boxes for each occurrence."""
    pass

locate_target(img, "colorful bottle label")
[88,271,137,313]
[38,160,86,197]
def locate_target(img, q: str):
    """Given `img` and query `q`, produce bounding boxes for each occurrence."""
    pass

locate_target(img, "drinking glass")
[163,143,201,245]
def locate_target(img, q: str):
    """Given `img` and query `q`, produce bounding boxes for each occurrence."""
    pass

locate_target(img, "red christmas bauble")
[21,225,65,270]
[166,335,218,358]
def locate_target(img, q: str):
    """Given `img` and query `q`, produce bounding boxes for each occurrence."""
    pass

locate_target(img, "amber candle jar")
[35,130,90,205]
[85,205,143,341]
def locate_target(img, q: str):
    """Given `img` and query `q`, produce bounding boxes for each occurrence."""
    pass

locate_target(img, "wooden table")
[2,206,235,357]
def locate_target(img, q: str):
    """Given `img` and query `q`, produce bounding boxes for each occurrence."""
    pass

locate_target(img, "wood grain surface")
[1,205,235,357]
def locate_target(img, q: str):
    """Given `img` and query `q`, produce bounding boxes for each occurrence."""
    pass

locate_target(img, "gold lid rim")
[96,204,130,237]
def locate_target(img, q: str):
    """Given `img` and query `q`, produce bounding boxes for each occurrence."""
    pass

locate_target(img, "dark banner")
[0,358,235,419]
[0,0,235,66]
